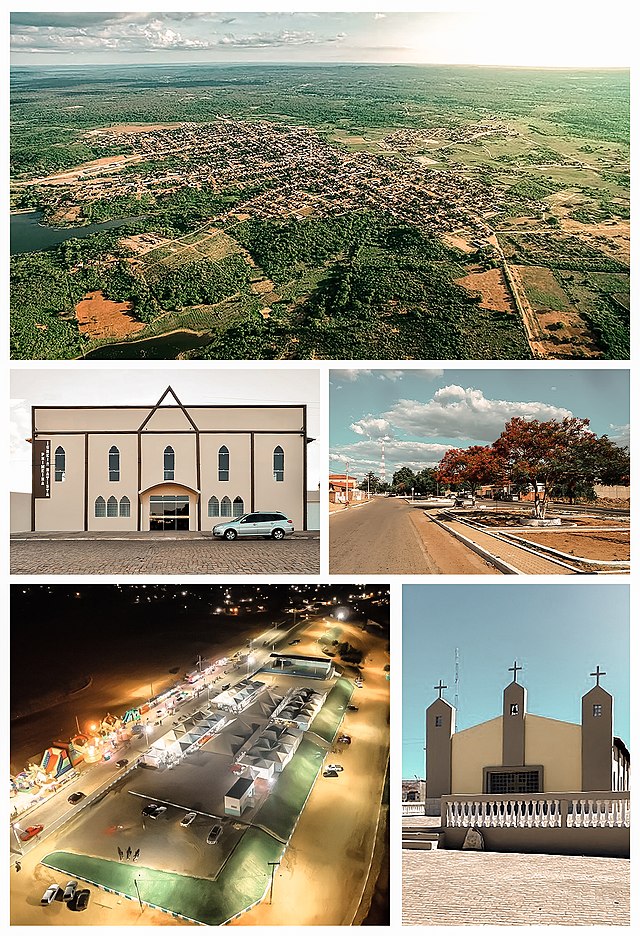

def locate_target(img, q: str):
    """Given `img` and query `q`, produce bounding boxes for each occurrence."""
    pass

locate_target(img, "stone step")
[403,838,439,850]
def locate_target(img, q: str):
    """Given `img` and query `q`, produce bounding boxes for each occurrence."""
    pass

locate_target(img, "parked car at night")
[325,764,344,772]
[337,735,352,745]
[180,811,197,827]
[69,889,90,911]
[115,759,129,769]
[67,792,85,805]
[40,884,61,905]
[207,824,223,844]
[323,769,340,778]
[62,881,78,903]
[212,512,294,541]
[19,824,44,841]
[141,804,167,819]
[347,705,359,712]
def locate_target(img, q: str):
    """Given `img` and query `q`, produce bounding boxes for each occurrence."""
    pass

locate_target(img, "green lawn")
[253,738,324,841]
[43,828,283,925]
[309,676,353,743]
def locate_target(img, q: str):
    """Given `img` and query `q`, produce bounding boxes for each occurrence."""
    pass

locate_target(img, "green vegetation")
[10,63,629,359]
[253,739,324,841]
[43,831,282,925]
[310,677,353,743]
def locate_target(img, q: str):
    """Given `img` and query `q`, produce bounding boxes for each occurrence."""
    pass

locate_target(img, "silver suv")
[212,512,294,541]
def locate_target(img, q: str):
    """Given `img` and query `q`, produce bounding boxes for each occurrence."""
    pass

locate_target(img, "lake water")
[82,330,215,359]
[10,211,144,255]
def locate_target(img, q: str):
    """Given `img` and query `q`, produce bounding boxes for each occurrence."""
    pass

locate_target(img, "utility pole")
[267,861,280,904]
[344,460,350,506]
[134,876,143,913]
[454,648,460,714]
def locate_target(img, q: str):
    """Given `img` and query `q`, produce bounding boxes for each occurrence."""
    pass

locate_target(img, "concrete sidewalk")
[403,849,629,925]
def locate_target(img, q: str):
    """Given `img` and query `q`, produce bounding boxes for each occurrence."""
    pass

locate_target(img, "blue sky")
[330,368,629,481]
[402,584,630,778]
[10,8,631,67]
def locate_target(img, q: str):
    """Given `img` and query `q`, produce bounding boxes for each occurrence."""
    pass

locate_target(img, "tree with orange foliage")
[435,445,501,501]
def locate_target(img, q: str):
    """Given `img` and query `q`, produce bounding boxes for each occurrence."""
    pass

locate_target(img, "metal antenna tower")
[454,647,460,714]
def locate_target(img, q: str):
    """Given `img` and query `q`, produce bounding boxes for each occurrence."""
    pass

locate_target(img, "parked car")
[212,512,294,541]
[207,824,223,845]
[288,638,301,645]
[221,683,231,691]
[337,735,352,745]
[323,769,339,778]
[41,884,61,905]
[325,764,344,772]
[67,792,85,805]
[141,804,167,819]
[115,759,129,769]
[347,705,359,712]
[69,889,90,912]
[62,881,78,903]
[19,824,44,841]
[180,811,197,827]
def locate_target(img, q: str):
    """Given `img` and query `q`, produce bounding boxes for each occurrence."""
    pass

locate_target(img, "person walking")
[126,846,132,860]
[15,861,21,872]
[134,848,140,861]
[117,847,123,861]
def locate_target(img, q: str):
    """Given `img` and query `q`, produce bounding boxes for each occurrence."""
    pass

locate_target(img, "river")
[10,210,145,256]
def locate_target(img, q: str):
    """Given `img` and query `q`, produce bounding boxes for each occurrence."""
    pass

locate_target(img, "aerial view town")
[10,12,629,361]
[10,584,390,925]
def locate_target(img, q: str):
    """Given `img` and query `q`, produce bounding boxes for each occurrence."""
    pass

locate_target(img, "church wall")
[451,716,502,793]
[524,714,582,792]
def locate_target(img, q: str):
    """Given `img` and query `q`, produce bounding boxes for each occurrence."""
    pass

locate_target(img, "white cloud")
[350,417,392,439]
[332,369,373,382]
[379,385,573,443]
[330,438,450,480]
[609,423,630,448]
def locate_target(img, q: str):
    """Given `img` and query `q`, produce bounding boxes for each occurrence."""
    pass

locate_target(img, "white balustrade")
[442,793,629,830]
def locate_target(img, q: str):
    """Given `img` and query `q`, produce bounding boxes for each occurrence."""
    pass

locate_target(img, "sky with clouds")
[9,7,631,67]
[329,368,629,481]
[403,583,630,778]
[10,367,320,493]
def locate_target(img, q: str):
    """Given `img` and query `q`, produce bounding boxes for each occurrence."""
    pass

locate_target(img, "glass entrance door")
[149,495,190,531]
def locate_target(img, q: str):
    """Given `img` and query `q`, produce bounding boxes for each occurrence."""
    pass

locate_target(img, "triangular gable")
[138,386,200,433]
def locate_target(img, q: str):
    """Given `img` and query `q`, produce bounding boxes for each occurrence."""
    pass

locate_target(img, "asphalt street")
[330,498,494,575]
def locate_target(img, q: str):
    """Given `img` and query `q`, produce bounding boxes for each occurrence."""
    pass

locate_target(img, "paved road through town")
[330,498,495,575]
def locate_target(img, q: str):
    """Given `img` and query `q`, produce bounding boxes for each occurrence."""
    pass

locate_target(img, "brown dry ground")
[441,233,476,253]
[455,267,516,314]
[561,217,630,265]
[510,530,630,562]
[75,290,145,340]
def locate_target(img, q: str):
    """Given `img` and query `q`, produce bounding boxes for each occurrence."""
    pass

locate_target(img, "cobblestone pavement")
[10,535,320,575]
[403,850,630,925]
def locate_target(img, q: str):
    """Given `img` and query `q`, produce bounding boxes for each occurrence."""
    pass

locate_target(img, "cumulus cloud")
[350,417,392,439]
[330,438,450,479]
[609,423,630,448]
[10,15,346,55]
[332,369,373,382]
[379,386,573,443]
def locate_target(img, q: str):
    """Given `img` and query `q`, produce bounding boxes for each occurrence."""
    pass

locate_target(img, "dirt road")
[330,499,496,575]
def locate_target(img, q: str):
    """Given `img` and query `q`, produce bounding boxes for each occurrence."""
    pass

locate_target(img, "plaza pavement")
[10,531,319,574]
[403,849,630,925]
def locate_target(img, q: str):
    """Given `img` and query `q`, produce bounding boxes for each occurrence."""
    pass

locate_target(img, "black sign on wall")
[33,439,51,498]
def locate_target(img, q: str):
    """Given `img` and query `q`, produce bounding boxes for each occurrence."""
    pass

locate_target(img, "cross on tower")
[590,665,606,686]
[508,660,522,682]
[434,680,447,699]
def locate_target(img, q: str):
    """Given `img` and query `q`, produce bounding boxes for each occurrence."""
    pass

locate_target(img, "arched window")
[233,496,244,517]
[119,496,130,518]
[273,445,284,482]
[107,496,118,518]
[54,446,66,482]
[164,446,175,481]
[94,496,106,518]
[220,496,232,517]
[218,446,229,481]
[208,495,220,518]
[109,445,120,482]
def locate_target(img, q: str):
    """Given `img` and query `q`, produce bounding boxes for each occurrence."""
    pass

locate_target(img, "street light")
[267,861,280,904]
[133,875,144,912]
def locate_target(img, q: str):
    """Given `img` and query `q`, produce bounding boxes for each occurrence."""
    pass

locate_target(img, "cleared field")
[510,530,629,563]
[516,265,572,311]
[75,289,144,340]
[455,267,517,314]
